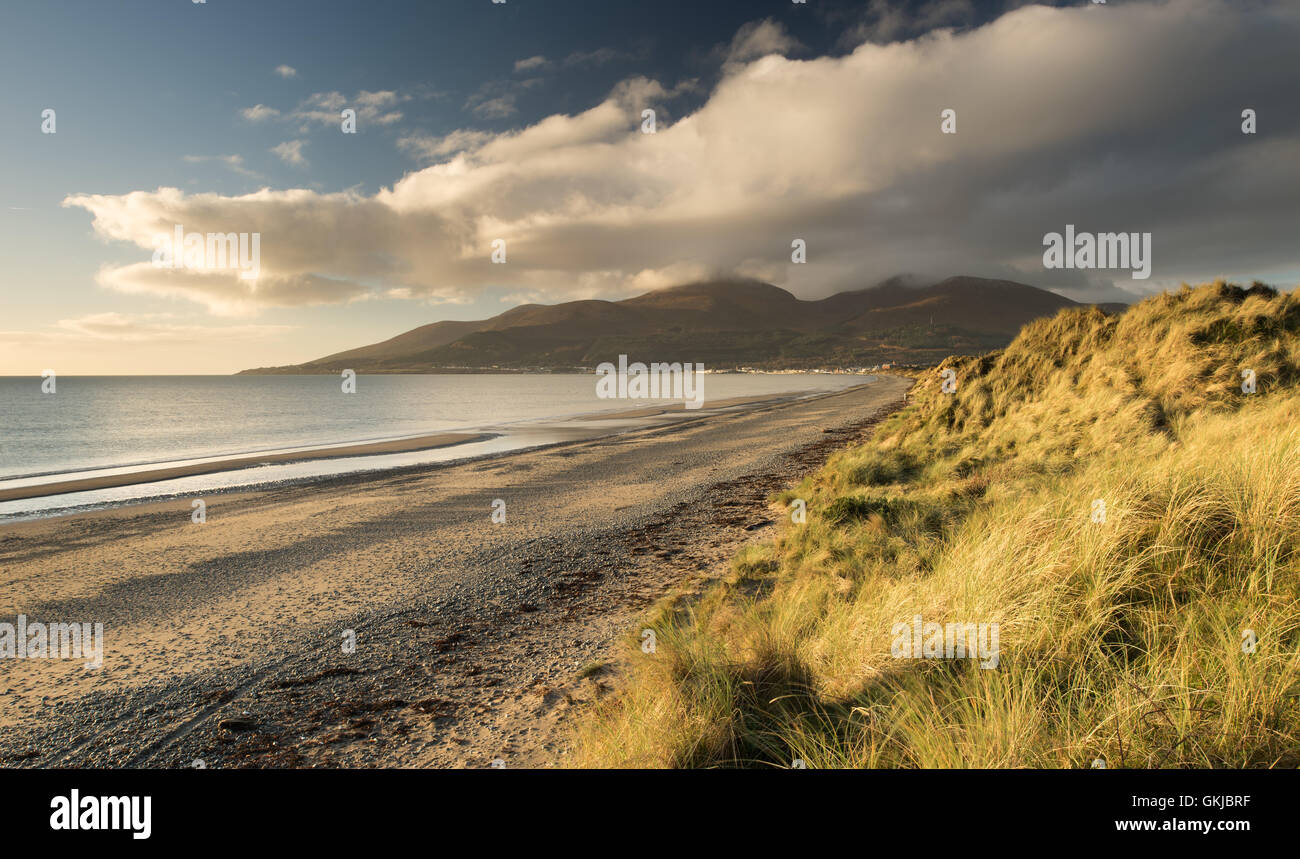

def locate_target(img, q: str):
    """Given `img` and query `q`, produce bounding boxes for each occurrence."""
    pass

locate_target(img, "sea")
[0,373,870,520]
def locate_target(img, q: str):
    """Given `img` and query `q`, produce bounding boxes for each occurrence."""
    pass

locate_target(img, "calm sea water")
[0,374,868,517]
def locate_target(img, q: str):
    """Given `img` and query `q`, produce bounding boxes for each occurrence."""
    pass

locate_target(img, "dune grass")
[568,281,1300,768]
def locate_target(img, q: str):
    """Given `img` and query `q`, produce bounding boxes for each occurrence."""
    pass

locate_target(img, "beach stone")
[218,717,258,732]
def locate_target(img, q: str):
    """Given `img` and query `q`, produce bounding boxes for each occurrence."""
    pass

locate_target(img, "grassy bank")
[569,281,1300,768]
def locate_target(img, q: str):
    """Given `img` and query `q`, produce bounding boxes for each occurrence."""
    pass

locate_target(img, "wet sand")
[577,392,792,420]
[0,375,910,768]
[0,432,492,504]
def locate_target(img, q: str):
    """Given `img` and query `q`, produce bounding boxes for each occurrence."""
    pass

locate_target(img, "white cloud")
[240,90,406,131]
[3,313,292,344]
[270,140,309,167]
[93,260,374,317]
[724,19,801,68]
[275,64,298,78]
[514,55,548,72]
[397,129,494,162]
[182,154,262,179]
[291,89,406,127]
[845,0,978,47]
[65,1,1300,313]
[0,313,296,373]
[463,78,543,120]
[239,104,281,122]
[470,96,517,119]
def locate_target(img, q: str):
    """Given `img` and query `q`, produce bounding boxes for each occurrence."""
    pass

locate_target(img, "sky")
[2,0,1298,374]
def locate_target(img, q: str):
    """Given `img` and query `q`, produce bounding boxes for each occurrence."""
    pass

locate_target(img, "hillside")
[240,276,1105,374]
[571,280,1300,768]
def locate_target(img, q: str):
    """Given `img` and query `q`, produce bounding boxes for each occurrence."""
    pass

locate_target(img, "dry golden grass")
[569,281,1300,768]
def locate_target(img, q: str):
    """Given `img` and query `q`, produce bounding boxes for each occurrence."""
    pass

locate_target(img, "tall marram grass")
[569,281,1300,768]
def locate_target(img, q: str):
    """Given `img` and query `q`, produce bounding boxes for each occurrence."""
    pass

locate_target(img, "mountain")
[239,276,1122,374]
[301,319,489,369]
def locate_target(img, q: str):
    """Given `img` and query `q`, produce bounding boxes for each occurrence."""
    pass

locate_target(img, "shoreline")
[0,388,859,512]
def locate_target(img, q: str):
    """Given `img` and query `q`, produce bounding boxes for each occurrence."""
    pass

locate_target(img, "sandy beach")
[0,375,909,768]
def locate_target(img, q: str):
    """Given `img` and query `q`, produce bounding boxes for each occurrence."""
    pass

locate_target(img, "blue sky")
[3,0,1298,372]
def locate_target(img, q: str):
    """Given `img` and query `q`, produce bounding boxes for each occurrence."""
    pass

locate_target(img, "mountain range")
[239,276,1126,374]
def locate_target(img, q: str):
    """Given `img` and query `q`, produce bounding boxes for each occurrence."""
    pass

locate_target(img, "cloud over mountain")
[65,0,1300,316]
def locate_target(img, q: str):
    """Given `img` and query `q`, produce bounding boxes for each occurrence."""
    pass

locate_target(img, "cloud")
[182,154,262,179]
[607,75,698,116]
[62,186,392,315]
[514,55,548,72]
[93,261,374,317]
[841,0,981,48]
[270,140,309,167]
[290,89,406,128]
[397,129,494,163]
[275,64,298,79]
[65,1,1300,313]
[239,104,280,122]
[724,19,802,67]
[3,313,292,344]
[464,78,543,120]
[239,90,407,131]
[0,313,295,374]
[563,47,629,67]
[470,96,517,119]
